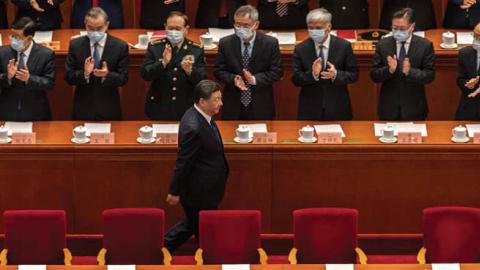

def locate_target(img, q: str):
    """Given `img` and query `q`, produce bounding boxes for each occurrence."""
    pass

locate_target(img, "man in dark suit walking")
[371,8,435,121]
[0,17,55,121]
[292,8,359,121]
[65,7,128,121]
[13,0,64,30]
[379,0,436,31]
[455,23,480,120]
[71,0,124,29]
[319,0,369,29]
[164,79,228,252]
[195,0,246,28]
[444,0,480,29]
[214,5,283,120]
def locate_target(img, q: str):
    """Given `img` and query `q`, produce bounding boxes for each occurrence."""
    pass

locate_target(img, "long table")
[0,266,475,270]
[0,29,463,121]
[0,121,479,235]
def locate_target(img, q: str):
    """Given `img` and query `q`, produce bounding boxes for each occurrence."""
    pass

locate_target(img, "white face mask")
[166,30,184,45]
[87,31,106,43]
[10,37,25,52]
[308,29,326,43]
[392,29,410,42]
[235,26,253,41]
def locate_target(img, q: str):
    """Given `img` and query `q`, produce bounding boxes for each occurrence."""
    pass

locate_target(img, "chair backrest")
[293,208,359,264]
[423,206,480,263]
[102,208,165,265]
[199,210,261,264]
[4,210,67,265]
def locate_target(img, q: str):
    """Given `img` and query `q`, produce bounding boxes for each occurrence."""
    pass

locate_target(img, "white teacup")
[442,31,455,46]
[236,125,250,141]
[73,125,87,141]
[138,34,149,47]
[139,125,154,141]
[200,33,213,47]
[298,125,314,141]
[0,126,9,141]
[452,125,467,140]
[381,125,395,140]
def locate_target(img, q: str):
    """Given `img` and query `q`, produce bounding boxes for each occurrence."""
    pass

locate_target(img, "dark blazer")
[141,38,207,121]
[370,35,435,120]
[379,0,436,31]
[195,0,246,28]
[169,106,229,209]
[65,35,128,121]
[0,43,55,121]
[140,0,185,29]
[455,46,480,120]
[13,0,63,30]
[319,0,369,29]
[257,0,308,29]
[292,35,359,121]
[71,0,124,29]
[444,0,480,29]
[214,32,283,120]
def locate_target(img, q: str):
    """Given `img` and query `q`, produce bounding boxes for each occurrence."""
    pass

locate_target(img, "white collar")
[194,104,212,124]
[89,33,108,47]
[396,34,413,45]
[242,31,257,46]
[20,40,33,58]
[315,34,331,49]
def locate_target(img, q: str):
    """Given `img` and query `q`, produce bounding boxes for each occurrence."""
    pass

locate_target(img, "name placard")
[317,132,342,144]
[397,132,422,144]
[252,132,277,144]
[90,133,115,144]
[474,132,480,144]
[156,133,178,144]
[11,132,36,144]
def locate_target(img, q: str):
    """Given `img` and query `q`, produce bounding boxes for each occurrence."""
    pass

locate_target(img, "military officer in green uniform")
[141,11,207,120]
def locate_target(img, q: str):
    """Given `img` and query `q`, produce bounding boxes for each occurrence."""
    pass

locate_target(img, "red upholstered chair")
[97,208,171,265]
[289,208,367,264]
[417,207,480,264]
[0,210,72,265]
[195,210,267,265]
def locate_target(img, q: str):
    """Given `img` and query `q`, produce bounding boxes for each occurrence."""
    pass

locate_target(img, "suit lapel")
[407,35,418,62]
[100,35,111,63]
[193,107,223,147]
[326,35,336,65]
[306,38,318,66]
[250,32,262,65]
[471,48,478,76]
[232,35,243,70]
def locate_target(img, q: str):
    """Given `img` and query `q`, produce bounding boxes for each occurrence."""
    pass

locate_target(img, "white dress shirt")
[396,34,412,57]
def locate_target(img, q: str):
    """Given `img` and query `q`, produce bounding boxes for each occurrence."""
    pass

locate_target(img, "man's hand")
[320,61,337,80]
[162,44,172,67]
[30,0,45,12]
[312,58,323,78]
[164,0,178,4]
[387,55,398,74]
[15,66,30,82]
[93,61,109,78]
[84,56,94,79]
[181,59,193,75]
[402,57,411,76]
[243,69,255,85]
[7,59,17,80]
[461,0,476,9]
[235,75,248,91]
[47,0,55,5]
[465,76,480,89]
[166,194,180,206]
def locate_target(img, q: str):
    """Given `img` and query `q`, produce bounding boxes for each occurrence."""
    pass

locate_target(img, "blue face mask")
[392,29,410,42]
[166,30,184,45]
[87,31,106,43]
[10,37,25,52]
[308,29,326,43]
[235,26,253,41]
[473,40,480,51]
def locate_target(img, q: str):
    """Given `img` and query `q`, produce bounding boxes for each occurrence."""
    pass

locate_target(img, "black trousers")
[164,203,217,252]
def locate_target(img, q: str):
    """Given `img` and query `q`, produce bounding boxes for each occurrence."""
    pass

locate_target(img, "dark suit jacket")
[0,43,55,121]
[444,0,480,29]
[370,35,435,120]
[292,35,359,120]
[455,46,480,120]
[71,0,124,29]
[13,0,63,30]
[169,106,229,209]
[195,0,246,28]
[319,0,369,29]
[379,0,436,31]
[257,0,308,29]
[140,0,185,29]
[141,38,207,121]
[65,35,128,121]
[214,32,283,120]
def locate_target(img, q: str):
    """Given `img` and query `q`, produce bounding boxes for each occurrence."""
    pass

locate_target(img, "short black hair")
[166,11,189,27]
[12,17,36,37]
[194,80,221,103]
[392,8,415,24]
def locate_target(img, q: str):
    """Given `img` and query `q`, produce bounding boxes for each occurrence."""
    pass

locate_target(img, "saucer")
[298,137,317,143]
[234,137,253,144]
[132,43,148,50]
[0,137,12,144]
[203,44,217,50]
[137,137,156,144]
[451,136,469,143]
[379,136,397,143]
[440,43,458,49]
[71,137,90,144]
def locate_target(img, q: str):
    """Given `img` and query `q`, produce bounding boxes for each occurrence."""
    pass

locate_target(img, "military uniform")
[319,0,369,29]
[141,38,207,120]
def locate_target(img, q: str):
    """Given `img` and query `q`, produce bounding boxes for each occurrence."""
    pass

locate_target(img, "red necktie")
[92,0,99,7]
[219,0,228,17]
